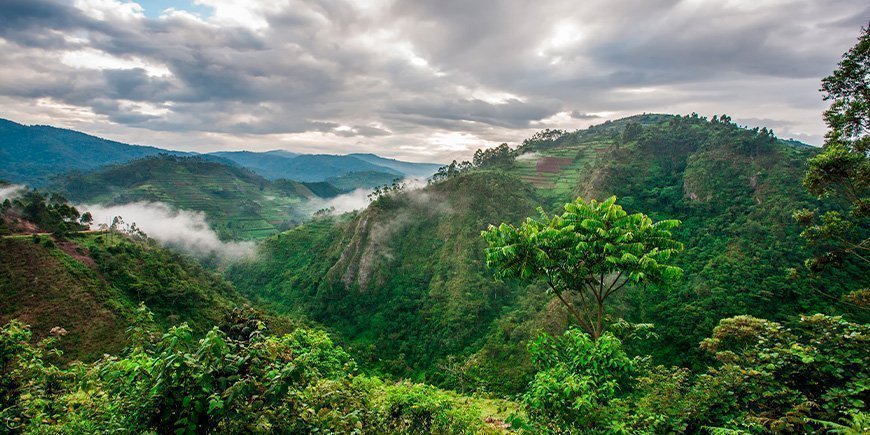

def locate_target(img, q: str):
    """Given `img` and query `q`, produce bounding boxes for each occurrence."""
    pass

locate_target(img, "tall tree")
[796,26,869,271]
[482,196,683,339]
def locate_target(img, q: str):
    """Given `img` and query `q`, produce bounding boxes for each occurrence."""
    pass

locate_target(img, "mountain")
[0,117,439,190]
[210,151,399,182]
[226,114,866,393]
[54,154,325,240]
[326,170,402,190]
[0,118,187,187]
[210,150,440,183]
[349,153,443,178]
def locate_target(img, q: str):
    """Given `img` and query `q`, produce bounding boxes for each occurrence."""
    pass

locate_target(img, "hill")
[226,114,867,392]
[0,232,243,361]
[209,150,439,184]
[55,155,324,240]
[0,118,186,187]
[349,153,443,178]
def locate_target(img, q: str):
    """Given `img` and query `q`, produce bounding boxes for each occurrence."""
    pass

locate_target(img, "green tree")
[522,329,634,432]
[79,211,93,226]
[622,121,643,142]
[685,314,869,432]
[796,26,869,271]
[482,196,683,339]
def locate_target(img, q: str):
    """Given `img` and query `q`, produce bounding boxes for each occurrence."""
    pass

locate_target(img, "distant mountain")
[0,117,441,189]
[55,154,326,240]
[0,118,187,187]
[326,170,401,191]
[349,153,442,178]
[207,151,304,180]
[210,150,437,183]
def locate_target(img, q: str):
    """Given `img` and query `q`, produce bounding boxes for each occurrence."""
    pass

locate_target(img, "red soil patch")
[1,212,39,233]
[55,239,99,271]
[536,157,573,173]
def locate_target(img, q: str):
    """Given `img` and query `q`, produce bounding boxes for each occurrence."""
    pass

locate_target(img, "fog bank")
[81,201,255,261]
[0,184,26,201]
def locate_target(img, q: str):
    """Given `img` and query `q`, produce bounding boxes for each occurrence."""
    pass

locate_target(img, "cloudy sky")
[1,0,866,162]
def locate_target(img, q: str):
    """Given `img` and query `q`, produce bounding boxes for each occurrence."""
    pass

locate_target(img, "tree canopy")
[797,26,869,275]
[482,196,683,339]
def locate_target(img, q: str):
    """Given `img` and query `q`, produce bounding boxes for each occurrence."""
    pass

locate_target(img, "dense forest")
[0,26,867,434]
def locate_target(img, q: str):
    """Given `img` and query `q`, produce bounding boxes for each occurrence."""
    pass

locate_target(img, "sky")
[0,0,867,163]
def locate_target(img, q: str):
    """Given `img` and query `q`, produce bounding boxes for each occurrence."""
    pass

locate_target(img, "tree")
[79,212,93,226]
[622,121,643,142]
[482,196,683,339]
[796,26,869,271]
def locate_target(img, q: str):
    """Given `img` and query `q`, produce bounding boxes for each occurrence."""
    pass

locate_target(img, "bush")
[522,329,635,432]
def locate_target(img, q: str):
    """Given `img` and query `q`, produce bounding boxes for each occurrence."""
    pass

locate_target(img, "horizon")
[1,0,866,162]
[3,111,812,165]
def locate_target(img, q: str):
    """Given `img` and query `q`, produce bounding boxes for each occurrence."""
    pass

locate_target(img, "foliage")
[432,143,515,182]
[81,234,241,333]
[228,171,542,386]
[522,329,635,432]
[680,314,869,433]
[473,143,514,168]
[797,26,869,272]
[482,196,683,339]
[228,113,867,396]
[0,313,494,434]
[514,314,868,434]
[622,122,643,143]
[368,177,408,202]
[2,189,86,236]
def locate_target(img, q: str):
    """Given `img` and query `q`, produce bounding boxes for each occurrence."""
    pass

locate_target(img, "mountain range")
[0,117,441,187]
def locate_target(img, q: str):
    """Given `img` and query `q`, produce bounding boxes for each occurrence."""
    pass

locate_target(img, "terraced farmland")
[513,138,613,198]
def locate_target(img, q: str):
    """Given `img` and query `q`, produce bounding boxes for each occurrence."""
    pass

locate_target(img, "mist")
[309,188,372,215]
[0,184,26,201]
[81,201,255,261]
[308,178,430,216]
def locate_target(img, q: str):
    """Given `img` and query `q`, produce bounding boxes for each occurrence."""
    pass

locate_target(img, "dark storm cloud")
[570,111,601,120]
[392,98,561,128]
[0,0,90,48]
[0,0,864,160]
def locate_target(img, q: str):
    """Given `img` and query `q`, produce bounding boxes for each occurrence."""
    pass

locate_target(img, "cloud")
[0,184,27,201]
[309,188,373,215]
[81,201,255,260]
[0,0,863,161]
[570,111,601,120]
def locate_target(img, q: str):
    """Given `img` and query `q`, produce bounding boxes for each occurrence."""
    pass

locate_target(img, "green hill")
[210,150,430,185]
[55,155,324,240]
[226,114,867,392]
[349,153,443,178]
[0,232,242,361]
[0,118,187,187]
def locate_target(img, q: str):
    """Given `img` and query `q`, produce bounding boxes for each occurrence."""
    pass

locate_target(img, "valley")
[0,16,867,433]
[2,108,866,433]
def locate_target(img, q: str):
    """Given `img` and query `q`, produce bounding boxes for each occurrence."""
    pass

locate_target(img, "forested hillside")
[55,155,324,240]
[0,230,242,361]
[0,119,186,187]
[210,150,417,183]
[227,113,868,393]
